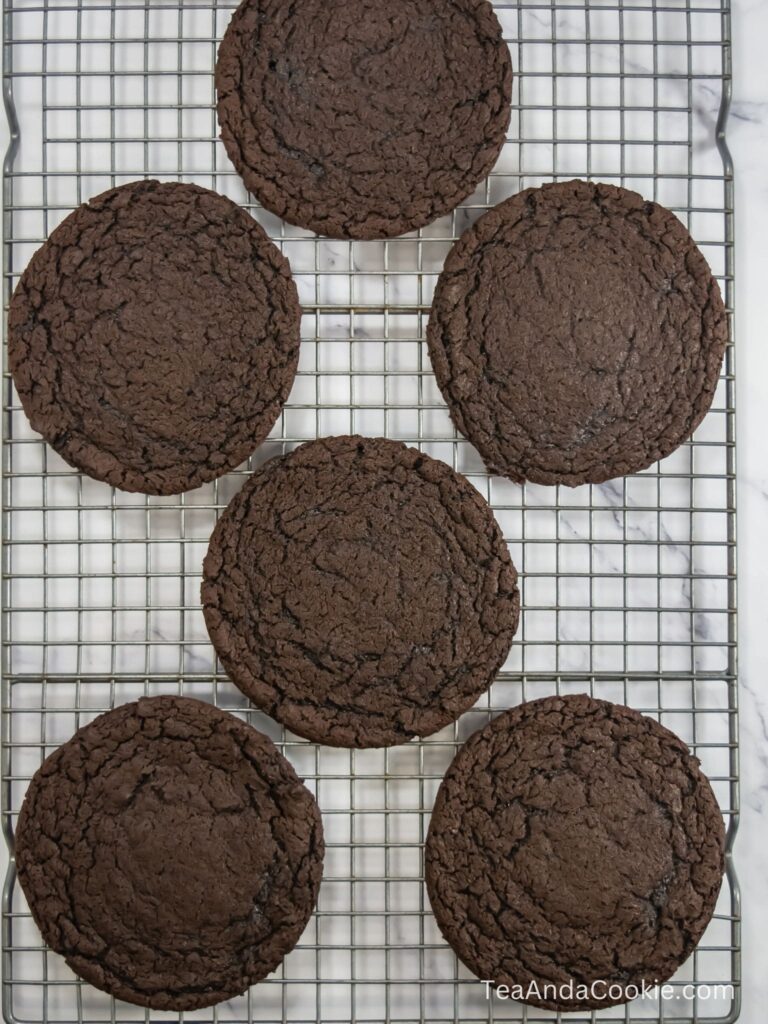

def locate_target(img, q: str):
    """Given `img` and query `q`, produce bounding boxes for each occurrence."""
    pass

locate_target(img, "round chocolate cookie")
[15,696,324,1011]
[202,436,520,747]
[427,179,729,486]
[8,180,301,494]
[425,694,726,1012]
[215,0,512,239]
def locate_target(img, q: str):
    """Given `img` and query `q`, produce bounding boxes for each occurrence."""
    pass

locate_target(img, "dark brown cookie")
[14,696,324,1011]
[425,694,726,1012]
[215,0,512,240]
[8,180,301,494]
[427,179,729,486]
[202,436,520,747]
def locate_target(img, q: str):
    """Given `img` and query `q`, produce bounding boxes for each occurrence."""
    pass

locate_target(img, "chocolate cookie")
[425,694,726,1012]
[427,179,729,486]
[14,696,324,1010]
[215,0,512,239]
[202,436,519,747]
[8,180,301,494]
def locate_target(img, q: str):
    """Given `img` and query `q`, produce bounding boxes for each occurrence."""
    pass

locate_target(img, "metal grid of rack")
[1,1,739,1022]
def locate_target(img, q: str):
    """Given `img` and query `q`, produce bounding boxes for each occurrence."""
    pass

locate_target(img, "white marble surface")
[728,0,768,1018]
[0,1,766,1020]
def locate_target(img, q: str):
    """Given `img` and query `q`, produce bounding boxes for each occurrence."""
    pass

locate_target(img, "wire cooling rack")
[1,1,739,1022]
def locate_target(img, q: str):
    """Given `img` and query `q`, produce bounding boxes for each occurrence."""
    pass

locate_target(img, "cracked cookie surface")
[15,696,324,1011]
[427,179,729,486]
[202,436,520,747]
[425,694,725,1011]
[8,180,301,494]
[215,0,512,239]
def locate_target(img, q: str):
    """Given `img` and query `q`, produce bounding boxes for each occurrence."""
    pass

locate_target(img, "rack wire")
[1,1,739,1022]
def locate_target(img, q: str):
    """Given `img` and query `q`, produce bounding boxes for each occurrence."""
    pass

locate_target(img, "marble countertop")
[728,0,768,1018]
[1,0,766,1020]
